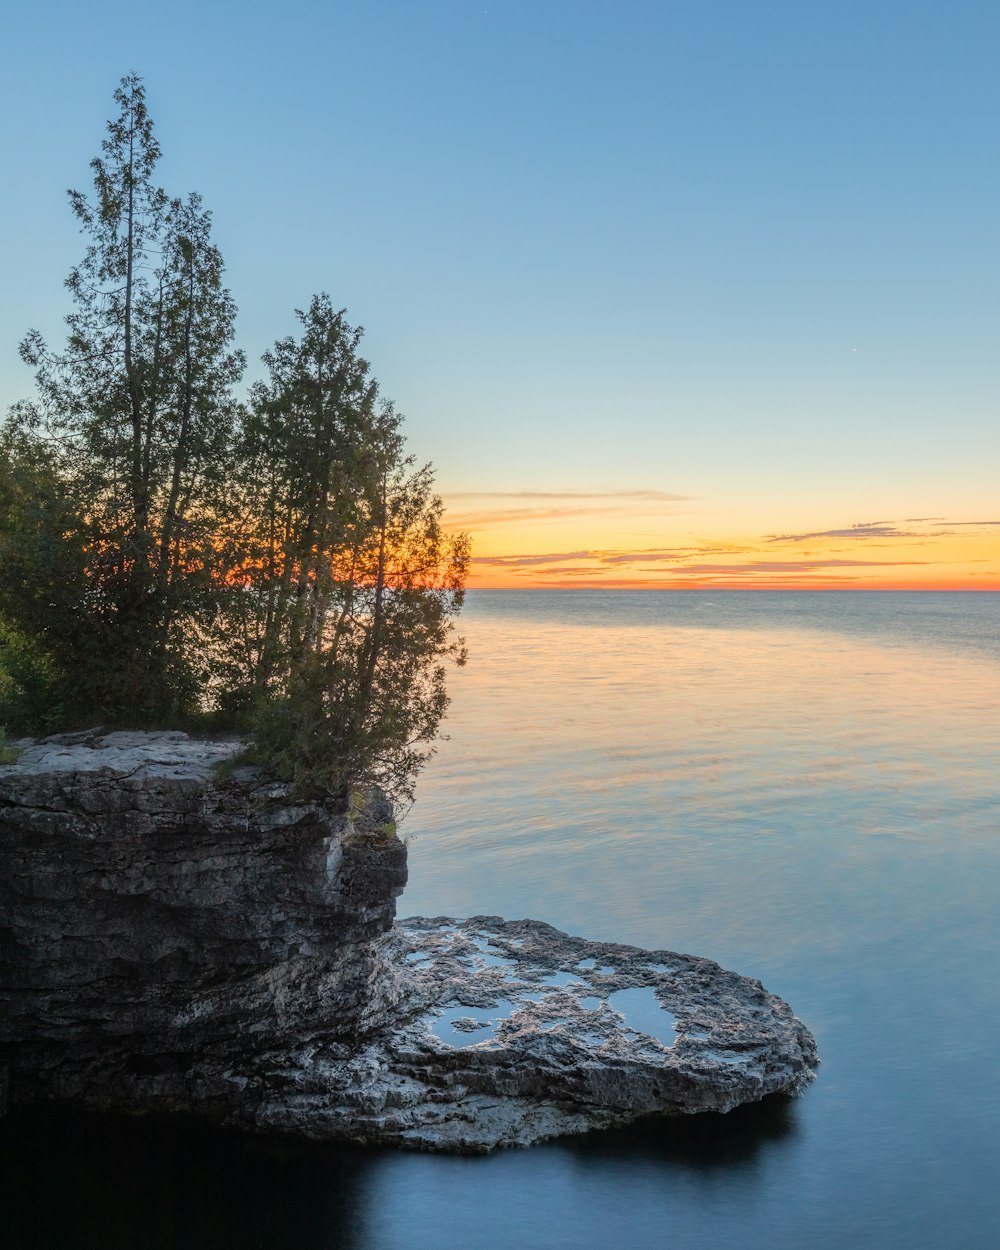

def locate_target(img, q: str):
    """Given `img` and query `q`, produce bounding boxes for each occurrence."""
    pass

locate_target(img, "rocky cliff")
[0,731,818,1151]
[0,731,407,1109]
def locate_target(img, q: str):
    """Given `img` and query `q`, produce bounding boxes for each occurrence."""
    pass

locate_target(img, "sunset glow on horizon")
[444,491,1000,591]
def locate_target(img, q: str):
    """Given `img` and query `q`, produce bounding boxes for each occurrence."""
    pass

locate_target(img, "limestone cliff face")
[0,731,407,1108]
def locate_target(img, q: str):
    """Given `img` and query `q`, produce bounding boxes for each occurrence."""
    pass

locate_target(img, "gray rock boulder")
[249,916,818,1151]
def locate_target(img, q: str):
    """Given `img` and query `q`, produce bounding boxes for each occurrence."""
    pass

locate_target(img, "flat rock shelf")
[268,915,819,1152]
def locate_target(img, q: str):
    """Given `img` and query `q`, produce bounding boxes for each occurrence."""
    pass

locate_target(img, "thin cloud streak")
[445,489,697,530]
[672,559,927,574]
[444,489,694,501]
[447,502,696,529]
[473,551,595,567]
[768,521,949,543]
[534,574,871,589]
[446,505,662,528]
[599,547,749,565]
[471,544,751,570]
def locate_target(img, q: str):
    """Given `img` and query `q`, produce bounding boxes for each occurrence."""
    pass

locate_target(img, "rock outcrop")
[0,731,408,1109]
[252,916,818,1150]
[0,731,818,1151]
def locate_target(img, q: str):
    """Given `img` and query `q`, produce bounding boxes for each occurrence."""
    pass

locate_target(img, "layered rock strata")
[0,731,407,1111]
[0,732,818,1151]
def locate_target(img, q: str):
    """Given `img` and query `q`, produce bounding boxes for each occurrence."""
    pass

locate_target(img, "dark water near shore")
[4,591,1000,1249]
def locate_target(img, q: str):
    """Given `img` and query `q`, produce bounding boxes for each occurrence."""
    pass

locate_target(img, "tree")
[2,75,243,724]
[218,296,469,802]
[0,428,91,730]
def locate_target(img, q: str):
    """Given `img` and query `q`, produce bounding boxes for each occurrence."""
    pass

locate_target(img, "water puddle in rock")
[468,937,518,969]
[429,984,677,1050]
[576,959,616,975]
[429,999,523,1047]
[606,986,677,1047]
[539,971,587,990]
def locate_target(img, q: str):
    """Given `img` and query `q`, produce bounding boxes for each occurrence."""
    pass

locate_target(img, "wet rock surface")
[0,732,818,1151]
[255,915,818,1151]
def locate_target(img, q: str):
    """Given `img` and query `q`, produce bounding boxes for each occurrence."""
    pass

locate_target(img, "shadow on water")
[1,1096,800,1249]
[557,1092,799,1169]
[0,1105,381,1250]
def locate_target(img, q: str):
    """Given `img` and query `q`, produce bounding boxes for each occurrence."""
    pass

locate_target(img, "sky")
[2,0,998,589]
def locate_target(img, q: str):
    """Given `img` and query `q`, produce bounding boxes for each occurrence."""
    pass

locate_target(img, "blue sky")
[3,1,998,585]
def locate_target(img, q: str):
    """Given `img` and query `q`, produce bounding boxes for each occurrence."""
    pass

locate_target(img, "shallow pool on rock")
[606,985,678,1047]
[429,999,526,1047]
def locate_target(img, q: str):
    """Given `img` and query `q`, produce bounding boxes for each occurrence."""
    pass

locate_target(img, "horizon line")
[464,585,1000,592]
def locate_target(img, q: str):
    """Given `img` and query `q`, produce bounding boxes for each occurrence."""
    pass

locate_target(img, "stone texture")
[0,732,818,1150]
[0,730,408,1109]
[244,916,818,1151]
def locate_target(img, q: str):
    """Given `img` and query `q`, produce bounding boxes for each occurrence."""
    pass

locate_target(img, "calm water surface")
[3,591,1000,1249]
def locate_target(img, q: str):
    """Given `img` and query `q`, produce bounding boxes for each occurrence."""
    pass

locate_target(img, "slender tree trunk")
[158,252,196,582]
[124,119,147,542]
[142,272,165,509]
[327,542,360,669]
[358,463,389,707]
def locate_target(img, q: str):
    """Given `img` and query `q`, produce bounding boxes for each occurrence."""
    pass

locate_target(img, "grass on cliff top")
[0,729,22,764]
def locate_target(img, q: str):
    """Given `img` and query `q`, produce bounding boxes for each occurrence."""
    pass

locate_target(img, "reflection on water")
[403,593,1000,966]
[4,592,1000,1249]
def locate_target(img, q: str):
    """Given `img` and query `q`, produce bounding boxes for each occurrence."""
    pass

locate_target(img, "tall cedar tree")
[216,295,469,802]
[1,75,243,724]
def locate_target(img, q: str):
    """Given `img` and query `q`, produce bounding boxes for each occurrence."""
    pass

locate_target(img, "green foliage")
[4,74,243,726]
[0,618,64,734]
[218,295,468,801]
[0,729,22,766]
[345,788,398,841]
[0,432,91,729]
[0,77,468,809]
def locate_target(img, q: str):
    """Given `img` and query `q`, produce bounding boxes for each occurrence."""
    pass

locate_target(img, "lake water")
[3,590,1000,1249]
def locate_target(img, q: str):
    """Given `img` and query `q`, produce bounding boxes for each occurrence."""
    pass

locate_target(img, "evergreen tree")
[219,296,469,802]
[2,75,243,724]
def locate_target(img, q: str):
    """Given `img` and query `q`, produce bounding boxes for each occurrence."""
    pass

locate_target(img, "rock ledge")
[252,914,818,1151]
